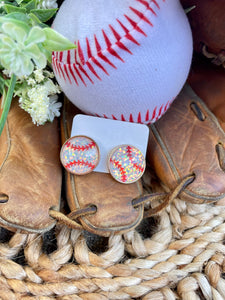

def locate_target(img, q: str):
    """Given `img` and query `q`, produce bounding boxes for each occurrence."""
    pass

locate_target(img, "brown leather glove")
[180,0,225,67]
[0,98,62,233]
[147,58,225,204]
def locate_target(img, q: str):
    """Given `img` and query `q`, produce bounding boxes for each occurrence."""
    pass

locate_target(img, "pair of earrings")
[60,135,145,184]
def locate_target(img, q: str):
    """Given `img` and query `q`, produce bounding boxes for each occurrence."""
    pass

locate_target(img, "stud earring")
[108,144,145,184]
[60,135,100,175]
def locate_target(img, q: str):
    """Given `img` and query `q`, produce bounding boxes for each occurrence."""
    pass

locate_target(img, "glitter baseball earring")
[108,144,146,184]
[60,135,100,175]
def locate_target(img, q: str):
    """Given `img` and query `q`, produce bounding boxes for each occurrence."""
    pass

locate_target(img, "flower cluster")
[10,68,62,125]
[0,0,76,134]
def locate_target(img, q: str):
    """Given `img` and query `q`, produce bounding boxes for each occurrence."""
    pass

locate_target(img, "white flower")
[33,69,45,83]
[48,94,62,122]
[37,0,58,9]
[27,78,36,86]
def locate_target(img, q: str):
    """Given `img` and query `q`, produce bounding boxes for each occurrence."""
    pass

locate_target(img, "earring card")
[71,114,149,173]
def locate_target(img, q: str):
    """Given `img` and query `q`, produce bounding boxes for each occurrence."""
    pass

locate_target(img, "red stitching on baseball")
[145,109,149,122]
[116,18,140,45]
[137,112,142,123]
[78,64,94,84]
[129,6,153,26]
[95,98,172,124]
[68,64,79,86]
[94,35,117,68]
[52,0,164,86]
[129,114,134,122]
[125,14,147,36]
[102,29,125,62]
[64,65,72,84]
[86,61,101,80]
[109,25,133,54]
[77,40,85,65]
[74,64,86,86]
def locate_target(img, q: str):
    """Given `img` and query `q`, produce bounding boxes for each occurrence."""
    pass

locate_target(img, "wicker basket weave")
[1,171,225,300]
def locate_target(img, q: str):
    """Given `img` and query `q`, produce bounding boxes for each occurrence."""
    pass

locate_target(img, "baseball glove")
[180,0,225,67]
[147,57,225,205]
[0,98,62,233]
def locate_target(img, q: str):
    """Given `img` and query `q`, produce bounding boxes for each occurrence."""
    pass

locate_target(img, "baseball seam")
[52,0,165,82]
[65,160,96,170]
[110,158,127,182]
[52,0,170,124]
[65,140,96,151]
[126,145,144,172]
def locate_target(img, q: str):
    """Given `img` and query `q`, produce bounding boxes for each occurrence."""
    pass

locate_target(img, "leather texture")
[147,63,225,204]
[0,98,62,233]
[61,98,144,237]
[180,0,225,60]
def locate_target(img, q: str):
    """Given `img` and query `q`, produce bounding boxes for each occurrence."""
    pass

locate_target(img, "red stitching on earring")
[129,6,153,26]
[126,145,144,173]
[65,160,96,170]
[110,158,127,182]
[66,141,96,151]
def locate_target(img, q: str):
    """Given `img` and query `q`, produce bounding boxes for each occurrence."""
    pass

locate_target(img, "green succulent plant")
[0,0,76,135]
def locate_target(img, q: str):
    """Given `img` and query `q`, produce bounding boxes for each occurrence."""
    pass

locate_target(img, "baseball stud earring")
[60,135,100,175]
[108,145,146,184]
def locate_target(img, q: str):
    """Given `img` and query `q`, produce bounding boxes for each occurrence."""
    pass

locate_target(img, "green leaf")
[28,12,46,27]
[1,11,30,24]
[3,4,26,14]
[0,73,16,136]
[0,17,30,35]
[42,27,76,51]
[25,26,46,45]
[24,0,36,12]
[30,8,57,23]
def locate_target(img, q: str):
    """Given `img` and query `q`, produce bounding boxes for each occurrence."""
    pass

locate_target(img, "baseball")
[52,0,193,124]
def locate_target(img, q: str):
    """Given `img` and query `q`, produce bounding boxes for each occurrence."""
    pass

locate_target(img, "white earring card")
[71,114,149,173]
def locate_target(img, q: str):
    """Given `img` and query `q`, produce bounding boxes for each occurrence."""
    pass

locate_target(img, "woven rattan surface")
[0,172,225,300]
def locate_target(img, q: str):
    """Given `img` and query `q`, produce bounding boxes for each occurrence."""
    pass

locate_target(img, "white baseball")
[52,0,193,124]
